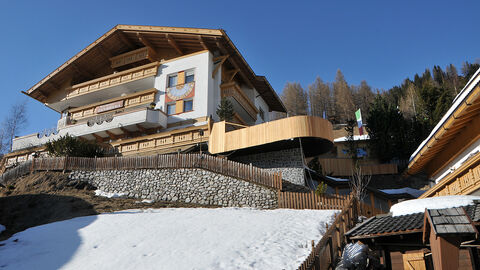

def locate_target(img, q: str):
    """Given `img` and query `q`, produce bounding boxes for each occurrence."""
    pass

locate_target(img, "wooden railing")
[318,158,398,176]
[67,62,159,99]
[0,154,282,190]
[278,192,350,210]
[220,82,258,120]
[296,196,385,270]
[69,88,157,121]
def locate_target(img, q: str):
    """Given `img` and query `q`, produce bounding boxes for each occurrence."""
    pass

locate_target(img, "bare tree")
[333,69,355,123]
[2,100,28,153]
[349,166,372,202]
[308,77,332,118]
[281,82,308,116]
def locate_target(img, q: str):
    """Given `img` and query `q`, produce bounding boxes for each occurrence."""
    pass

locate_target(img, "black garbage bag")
[335,242,368,270]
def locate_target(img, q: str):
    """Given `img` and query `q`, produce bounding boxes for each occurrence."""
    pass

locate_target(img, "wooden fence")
[296,197,358,270]
[278,192,351,210]
[0,154,282,190]
[318,158,398,176]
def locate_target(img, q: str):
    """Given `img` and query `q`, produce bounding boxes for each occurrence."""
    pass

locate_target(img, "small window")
[259,107,265,121]
[168,75,178,87]
[185,70,195,83]
[167,103,176,115]
[184,100,193,112]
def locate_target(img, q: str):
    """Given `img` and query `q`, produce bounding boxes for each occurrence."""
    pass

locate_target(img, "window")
[167,103,176,115]
[185,70,195,83]
[168,75,178,87]
[184,99,193,112]
[259,107,265,121]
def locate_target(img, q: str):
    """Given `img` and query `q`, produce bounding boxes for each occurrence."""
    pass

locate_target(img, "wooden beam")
[215,38,254,88]
[92,133,104,143]
[97,44,113,59]
[212,55,229,78]
[166,34,183,55]
[426,116,480,176]
[116,31,136,50]
[225,68,239,82]
[136,33,160,61]
[105,130,118,140]
[71,63,94,80]
[198,36,209,50]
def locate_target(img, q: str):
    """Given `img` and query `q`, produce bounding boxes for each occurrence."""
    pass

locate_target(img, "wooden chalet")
[407,68,480,197]
[4,25,334,186]
[346,202,480,269]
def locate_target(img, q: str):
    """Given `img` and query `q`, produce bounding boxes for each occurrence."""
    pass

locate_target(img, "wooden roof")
[24,25,286,112]
[407,68,480,176]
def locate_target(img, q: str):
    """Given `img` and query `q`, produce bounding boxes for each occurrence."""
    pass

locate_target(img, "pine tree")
[216,98,235,121]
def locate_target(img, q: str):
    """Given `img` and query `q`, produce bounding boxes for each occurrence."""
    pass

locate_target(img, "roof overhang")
[407,67,480,176]
[23,25,286,113]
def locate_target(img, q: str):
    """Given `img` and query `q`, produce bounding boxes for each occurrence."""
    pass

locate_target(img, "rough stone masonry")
[69,168,278,209]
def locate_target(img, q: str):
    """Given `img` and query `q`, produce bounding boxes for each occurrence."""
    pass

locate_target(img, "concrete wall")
[69,168,278,209]
[232,148,306,186]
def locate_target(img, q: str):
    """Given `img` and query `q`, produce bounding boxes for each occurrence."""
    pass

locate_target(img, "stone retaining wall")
[231,148,306,186]
[69,168,278,209]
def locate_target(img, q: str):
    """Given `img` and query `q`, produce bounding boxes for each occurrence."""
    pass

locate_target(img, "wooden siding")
[208,116,333,154]
[420,152,480,198]
[66,62,159,99]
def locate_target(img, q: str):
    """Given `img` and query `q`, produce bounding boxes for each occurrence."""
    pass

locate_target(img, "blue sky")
[0,0,478,136]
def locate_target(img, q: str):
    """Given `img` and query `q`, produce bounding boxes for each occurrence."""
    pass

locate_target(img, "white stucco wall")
[432,137,480,183]
[154,51,211,124]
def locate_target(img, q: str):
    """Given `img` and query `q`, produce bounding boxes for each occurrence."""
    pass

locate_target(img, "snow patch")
[94,190,125,198]
[334,135,370,142]
[141,199,154,204]
[390,195,480,216]
[0,224,5,233]
[0,208,338,270]
[325,176,349,182]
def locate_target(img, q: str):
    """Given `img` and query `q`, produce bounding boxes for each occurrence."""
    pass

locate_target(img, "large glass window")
[184,99,193,112]
[167,103,176,115]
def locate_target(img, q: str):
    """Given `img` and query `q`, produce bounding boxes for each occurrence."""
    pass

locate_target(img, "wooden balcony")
[111,124,210,155]
[67,62,159,99]
[67,88,157,123]
[209,115,334,156]
[220,82,258,120]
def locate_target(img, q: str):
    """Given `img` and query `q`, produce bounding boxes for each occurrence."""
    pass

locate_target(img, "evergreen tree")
[216,98,235,121]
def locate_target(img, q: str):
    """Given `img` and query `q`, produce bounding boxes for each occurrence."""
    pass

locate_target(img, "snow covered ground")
[390,195,480,216]
[0,208,338,270]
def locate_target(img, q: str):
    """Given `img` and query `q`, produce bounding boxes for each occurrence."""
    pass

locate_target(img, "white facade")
[12,50,273,151]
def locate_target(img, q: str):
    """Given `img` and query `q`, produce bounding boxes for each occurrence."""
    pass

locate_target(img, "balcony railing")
[220,82,258,120]
[66,62,159,99]
[66,88,157,123]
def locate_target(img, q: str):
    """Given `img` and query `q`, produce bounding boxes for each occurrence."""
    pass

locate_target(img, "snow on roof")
[334,134,370,143]
[390,195,480,216]
[0,224,5,234]
[379,188,425,198]
[325,175,349,182]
